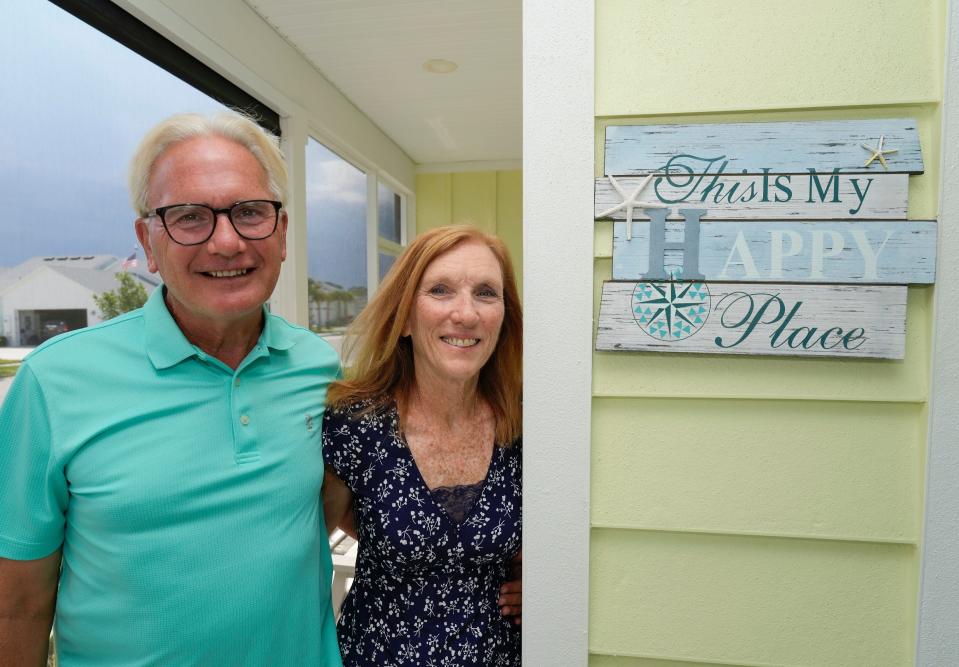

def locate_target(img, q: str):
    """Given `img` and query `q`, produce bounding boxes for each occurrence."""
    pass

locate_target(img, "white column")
[523,1,594,664]
[916,0,959,663]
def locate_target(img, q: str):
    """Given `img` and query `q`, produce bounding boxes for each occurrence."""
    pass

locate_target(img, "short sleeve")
[321,408,362,491]
[0,364,68,559]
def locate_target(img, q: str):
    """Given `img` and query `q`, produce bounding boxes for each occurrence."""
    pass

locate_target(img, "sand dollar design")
[631,281,711,341]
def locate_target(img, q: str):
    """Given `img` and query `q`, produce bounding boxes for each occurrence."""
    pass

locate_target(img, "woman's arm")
[321,470,353,537]
[338,507,358,540]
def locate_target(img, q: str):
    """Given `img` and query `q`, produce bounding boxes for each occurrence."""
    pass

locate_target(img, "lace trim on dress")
[431,481,485,524]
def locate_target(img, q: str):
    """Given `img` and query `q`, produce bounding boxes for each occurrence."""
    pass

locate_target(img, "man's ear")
[135,219,160,273]
[278,210,288,262]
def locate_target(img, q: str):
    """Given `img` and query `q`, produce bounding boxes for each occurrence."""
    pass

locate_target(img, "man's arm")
[321,470,353,537]
[0,550,61,667]
[499,549,522,625]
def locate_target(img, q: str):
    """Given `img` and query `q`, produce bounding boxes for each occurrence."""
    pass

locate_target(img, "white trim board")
[523,0,593,664]
[415,160,523,174]
[916,0,959,664]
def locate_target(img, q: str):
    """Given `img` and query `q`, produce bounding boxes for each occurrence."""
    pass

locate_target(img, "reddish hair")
[328,225,522,445]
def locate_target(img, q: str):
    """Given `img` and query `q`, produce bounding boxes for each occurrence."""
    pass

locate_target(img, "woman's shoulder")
[322,397,399,475]
[324,396,397,430]
[496,436,523,472]
[326,394,394,415]
[500,436,522,451]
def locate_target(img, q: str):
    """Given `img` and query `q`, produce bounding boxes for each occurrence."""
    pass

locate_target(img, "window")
[305,138,368,334]
[377,183,403,243]
[376,182,407,282]
[378,253,398,282]
[0,0,276,347]
[305,137,410,335]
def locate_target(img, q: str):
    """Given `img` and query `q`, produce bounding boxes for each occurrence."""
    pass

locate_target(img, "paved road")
[0,347,33,361]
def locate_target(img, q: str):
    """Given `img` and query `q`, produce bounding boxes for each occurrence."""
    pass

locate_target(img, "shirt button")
[234,378,241,387]
[240,415,250,426]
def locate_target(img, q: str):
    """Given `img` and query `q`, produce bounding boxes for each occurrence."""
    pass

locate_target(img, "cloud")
[306,153,367,205]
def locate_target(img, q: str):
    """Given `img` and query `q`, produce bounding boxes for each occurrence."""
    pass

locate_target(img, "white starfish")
[596,173,666,240]
[860,135,898,170]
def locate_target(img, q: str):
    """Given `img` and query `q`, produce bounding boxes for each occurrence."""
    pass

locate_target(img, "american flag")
[121,251,138,271]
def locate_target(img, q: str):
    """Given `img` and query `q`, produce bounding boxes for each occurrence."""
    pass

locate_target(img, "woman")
[322,225,522,666]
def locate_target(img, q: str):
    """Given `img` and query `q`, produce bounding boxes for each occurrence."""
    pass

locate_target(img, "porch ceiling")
[245,0,521,166]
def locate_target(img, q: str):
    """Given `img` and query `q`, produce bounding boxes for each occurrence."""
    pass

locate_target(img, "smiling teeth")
[209,269,248,278]
[443,337,478,347]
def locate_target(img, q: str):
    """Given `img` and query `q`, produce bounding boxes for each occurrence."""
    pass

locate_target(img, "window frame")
[373,171,411,284]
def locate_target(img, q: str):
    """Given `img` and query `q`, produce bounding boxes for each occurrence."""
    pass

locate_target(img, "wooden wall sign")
[595,118,937,359]
[596,281,907,358]
[604,119,924,175]
[595,173,909,220]
[610,218,937,284]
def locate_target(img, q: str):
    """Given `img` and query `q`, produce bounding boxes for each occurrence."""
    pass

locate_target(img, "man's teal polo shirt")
[0,288,343,666]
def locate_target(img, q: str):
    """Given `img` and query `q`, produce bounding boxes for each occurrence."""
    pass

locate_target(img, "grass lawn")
[0,360,20,378]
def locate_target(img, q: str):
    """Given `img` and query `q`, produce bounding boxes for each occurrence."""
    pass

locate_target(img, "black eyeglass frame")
[147,200,283,246]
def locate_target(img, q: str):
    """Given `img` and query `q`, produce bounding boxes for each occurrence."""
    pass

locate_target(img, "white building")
[0,255,159,346]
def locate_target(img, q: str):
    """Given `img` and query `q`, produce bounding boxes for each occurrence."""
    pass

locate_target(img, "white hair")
[128,111,287,216]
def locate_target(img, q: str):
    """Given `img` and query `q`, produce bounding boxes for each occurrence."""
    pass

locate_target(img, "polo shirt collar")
[261,311,296,352]
[143,287,295,370]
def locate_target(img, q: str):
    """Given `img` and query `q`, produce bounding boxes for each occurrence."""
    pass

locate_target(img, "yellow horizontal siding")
[592,0,942,662]
[590,529,916,666]
[596,0,942,116]
[591,656,727,667]
[592,398,921,542]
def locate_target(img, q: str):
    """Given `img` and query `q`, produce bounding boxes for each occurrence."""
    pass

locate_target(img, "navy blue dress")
[322,401,522,666]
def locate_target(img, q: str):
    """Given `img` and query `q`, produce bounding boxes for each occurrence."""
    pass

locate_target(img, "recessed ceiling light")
[423,59,458,74]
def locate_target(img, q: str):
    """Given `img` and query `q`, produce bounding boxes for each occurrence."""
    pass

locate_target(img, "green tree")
[93,273,148,320]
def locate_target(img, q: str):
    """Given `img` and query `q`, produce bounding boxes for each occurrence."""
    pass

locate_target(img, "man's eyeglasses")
[147,200,282,246]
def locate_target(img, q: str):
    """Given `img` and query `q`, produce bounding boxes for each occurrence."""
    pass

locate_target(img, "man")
[0,113,342,665]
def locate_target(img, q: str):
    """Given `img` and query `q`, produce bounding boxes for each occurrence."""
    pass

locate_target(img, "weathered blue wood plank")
[611,219,936,284]
[605,119,923,175]
[596,281,906,359]
[595,173,908,220]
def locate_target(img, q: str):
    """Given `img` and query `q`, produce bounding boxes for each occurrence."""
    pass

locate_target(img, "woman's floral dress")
[322,402,522,667]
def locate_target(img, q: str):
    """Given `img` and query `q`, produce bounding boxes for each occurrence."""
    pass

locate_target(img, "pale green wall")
[592,1,945,665]
[415,171,523,295]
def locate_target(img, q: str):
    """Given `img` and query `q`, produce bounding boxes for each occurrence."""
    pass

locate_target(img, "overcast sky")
[1,0,368,289]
